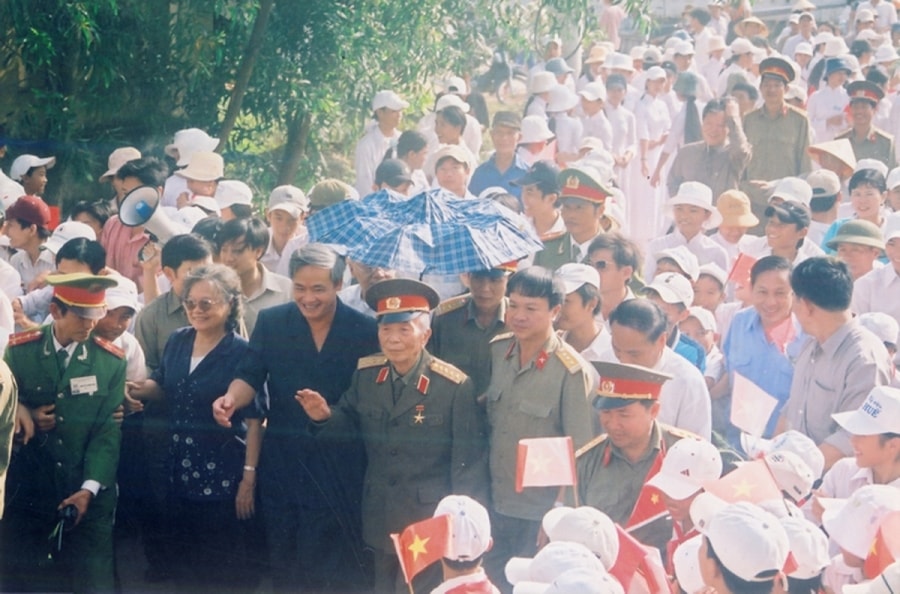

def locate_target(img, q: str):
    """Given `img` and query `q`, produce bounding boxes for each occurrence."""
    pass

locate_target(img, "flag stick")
[572,484,580,507]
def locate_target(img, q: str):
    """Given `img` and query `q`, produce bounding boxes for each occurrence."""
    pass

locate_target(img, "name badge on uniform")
[70,376,98,396]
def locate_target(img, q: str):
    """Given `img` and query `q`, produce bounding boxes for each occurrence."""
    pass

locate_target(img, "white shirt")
[161,174,189,209]
[819,457,900,500]
[807,84,850,142]
[10,249,54,293]
[274,230,310,279]
[0,258,22,300]
[114,331,148,383]
[551,113,584,155]
[701,57,725,93]
[705,344,725,383]
[644,229,730,281]
[354,123,401,196]
[710,230,759,272]
[525,95,548,119]
[693,27,713,69]
[662,98,707,157]
[852,263,900,323]
[857,0,897,31]
[807,220,830,247]
[603,103,637,159]
[337,283,376,318]
[599,346,713,439]
[260,227,305,273]
[580,110,613,149]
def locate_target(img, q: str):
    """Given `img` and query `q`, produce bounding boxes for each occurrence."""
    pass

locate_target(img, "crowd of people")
[1,1,900,593]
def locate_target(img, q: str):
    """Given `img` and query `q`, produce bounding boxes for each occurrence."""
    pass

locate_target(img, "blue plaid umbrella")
[306,191,396,247]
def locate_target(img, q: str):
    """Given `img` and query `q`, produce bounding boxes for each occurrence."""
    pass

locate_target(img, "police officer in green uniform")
[574,361,697,555]
[533,164,614,271]
[0,273,125,593]
[835,81,896,169]
[296,278,489,594]
[429,262,514,397]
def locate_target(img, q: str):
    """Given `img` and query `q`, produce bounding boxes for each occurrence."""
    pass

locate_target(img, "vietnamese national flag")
[864,511,900,579]
[625,453,667,531]
[728,253,757,288]
[702,459,782,504]
[730,372,780,437]
[515,436,577,492]
[390,514,452,584]
[610,525,667,594]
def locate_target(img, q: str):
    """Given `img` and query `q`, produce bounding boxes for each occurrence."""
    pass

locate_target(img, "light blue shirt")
[468,152,529,201]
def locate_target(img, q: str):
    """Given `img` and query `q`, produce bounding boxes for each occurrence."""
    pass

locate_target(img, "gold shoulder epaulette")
[576,434,608,458]
[490,331,515,344]
[358,354,388,369]
[661,423,701,440]
[541,230,566,242]
[8,329,42,348]
[428,359,467,385]
[555,344,582,374]
[92,336,125,359]
[435,295,469,316]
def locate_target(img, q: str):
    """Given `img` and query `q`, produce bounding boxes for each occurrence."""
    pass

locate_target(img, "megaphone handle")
[139,239,160,263]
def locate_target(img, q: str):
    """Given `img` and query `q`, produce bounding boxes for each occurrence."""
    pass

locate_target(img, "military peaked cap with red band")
[557,165,613,204]
[759,57,795,84]
[365,278,440,323]
[592,361,673,410]
[47,272,118,320]
[847,81,884,105]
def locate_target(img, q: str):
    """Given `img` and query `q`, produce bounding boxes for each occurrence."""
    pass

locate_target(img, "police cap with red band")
[365,278,440,324]
[592,361,674,410]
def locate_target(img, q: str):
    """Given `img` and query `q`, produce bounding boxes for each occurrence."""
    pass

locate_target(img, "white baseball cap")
[857,158,889,177]
[433,495,492,562]
[541,568,625,594]
[556,263,600,294]
[653,246,700,282]
[698,263,728,288]
[740,430,825,481]
[10,155,55,182]
[99,147,141,182]
[530,71,558,94]
[780,516,830,580]
[770,177,812,207]
[822,485,900,559]
[435,93,471,113]
[673,535,706,594]
[541,506,619,569]
[885,212,900,242]
[44,220,96,254]
[887,167,900,190]
[646,437,723,500]
[699,502,790,582]
[875,44,899,64]
[603,52,635,73]
[859,312,900,346]
[444,76,468,95]
[674,40,695,56]
[579,81,608,102]
[794,42,813,57]
[730,38,755,55]
[645,271,695,307]
[189,195,221,215]
[215,180,253,209]
[844,561,900,594]
[832,386,900,436]
[520,116,555,144]
[645,66,667,81]
[505,541,605,586]
[686,306,718,333]
[762,450,816,502]
[268,185,310,217]
[668,181,722,228]
[372,90,409,111]
[165,128,219,167]
[105,281,141,312]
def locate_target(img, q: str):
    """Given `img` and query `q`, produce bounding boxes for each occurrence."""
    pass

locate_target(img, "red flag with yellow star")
[390,514,452,584]
[702,459,782,504]
[625,452,667,531]
[515,436,577,492]
[610,524,667,594]
[864,511,900,579]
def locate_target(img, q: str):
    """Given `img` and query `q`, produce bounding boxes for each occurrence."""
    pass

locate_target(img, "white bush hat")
[541,506,619,569]
[646,437,722,500]
[267,185,309,217]
[794,42,813,57]
[859,312,900,346]
[10,155,55,182]
[99,147,141,182]
[699,501,790,582]
[556,263,600,294]
[708,36,727,54]
[165,128,219,167]
[645,271,696,307]
[175,151,225,182]
[811,32,834,46]
[740,430,825,480]
[832,386,900,436]
[821,485,900,559]
[730,38,755,55]
[780,516,830,580]
[875,45,899,64]
[686,306,718,333]
[541,568,625,594]
[505,541,605,586]
[673,535,706,594]
[674,40,696,56]
[844,561,900,594]
[433,494,492,561]
[372,90,409,111]
[530,71,558,94]
[520,116,555,144]
[770,176,813,207]
[435,93,471,113]
[823,38,850,57]
[45,220,97,254]
[644,66,667,81]
[653,246,701,282]
[579,81,607,102]
[604,52,635,73]
[547,85,579,113]
[668,181,722,228]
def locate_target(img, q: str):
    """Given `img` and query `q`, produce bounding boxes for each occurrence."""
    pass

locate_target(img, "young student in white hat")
[430,495,499,594]
[9,154,55,197]
[174,150,225,210]
[162,128,219,208]
[354,90,408,196]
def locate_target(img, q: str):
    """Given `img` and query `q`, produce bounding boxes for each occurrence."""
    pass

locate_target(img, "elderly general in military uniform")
[835,81,896,169]
[533,165,614,271]
[296,278,489,594]
[0,273,126,593]
[574,361,697,554]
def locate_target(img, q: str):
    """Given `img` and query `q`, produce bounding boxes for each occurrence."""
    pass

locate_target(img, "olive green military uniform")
[575,422,695,553]
[0,361,16,520]
[1,326,126,593]
[835,127,896,170]
[429,294,507,397]
[533,231,597,271]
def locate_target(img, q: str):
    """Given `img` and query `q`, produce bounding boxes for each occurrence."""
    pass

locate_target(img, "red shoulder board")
[8,329,42,347]
[92,336,125,359]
